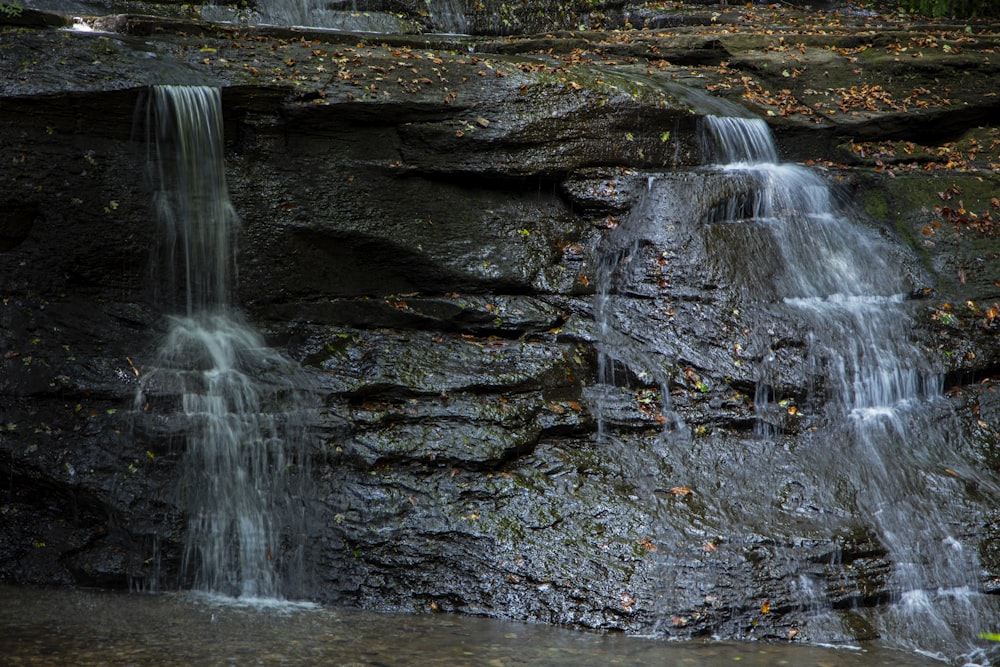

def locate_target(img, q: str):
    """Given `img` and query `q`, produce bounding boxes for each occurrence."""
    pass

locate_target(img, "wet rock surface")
[2,0,1000,645]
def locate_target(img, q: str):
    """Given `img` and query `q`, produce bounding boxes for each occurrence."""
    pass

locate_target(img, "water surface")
[0,585,946,666]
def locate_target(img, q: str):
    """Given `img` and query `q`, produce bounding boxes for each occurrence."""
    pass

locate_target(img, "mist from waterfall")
[136,85,313,600]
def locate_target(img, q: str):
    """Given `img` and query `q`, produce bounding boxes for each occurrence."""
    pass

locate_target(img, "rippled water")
[0,586,946,666]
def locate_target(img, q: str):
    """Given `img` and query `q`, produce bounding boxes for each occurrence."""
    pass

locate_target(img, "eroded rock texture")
[2,0,1000,644]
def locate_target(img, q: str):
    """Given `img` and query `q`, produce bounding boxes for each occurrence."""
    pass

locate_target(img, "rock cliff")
[2,0,1000,644]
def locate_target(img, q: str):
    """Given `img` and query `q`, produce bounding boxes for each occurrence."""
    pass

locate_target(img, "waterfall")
[146,85,236,316]
[136,85,313,600]
[242,0,467,33]
[701,115,995,663]
[427,0,468,34]
[592,175,685,440]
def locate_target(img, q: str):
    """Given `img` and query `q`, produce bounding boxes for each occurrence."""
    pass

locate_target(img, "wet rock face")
[0,26,675,626]
[2,2,1000,643]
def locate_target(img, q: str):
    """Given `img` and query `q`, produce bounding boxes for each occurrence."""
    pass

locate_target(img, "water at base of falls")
[1,585,951,667]
[136,85,313,600]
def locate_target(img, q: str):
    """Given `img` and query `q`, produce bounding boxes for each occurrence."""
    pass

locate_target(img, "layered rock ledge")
[2,0,1000,642]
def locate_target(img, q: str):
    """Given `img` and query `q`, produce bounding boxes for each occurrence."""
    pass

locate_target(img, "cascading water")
[592,176,685,440]
[426,0,468,34]
[252,0,408,32]
[136,85,313,600]
[145,86,236,316]
[572,94,1000,661]
[700,114,997,664]
[236,0,467,33]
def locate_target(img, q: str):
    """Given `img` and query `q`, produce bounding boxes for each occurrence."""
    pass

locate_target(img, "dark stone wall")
[2,3,1000,645]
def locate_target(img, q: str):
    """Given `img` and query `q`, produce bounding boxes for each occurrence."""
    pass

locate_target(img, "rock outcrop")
[2,0,1000,644]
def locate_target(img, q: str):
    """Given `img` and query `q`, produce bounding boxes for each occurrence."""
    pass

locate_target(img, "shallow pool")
[0,585,951,666]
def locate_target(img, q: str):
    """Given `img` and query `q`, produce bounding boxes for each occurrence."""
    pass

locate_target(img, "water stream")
[591,114,998,664]
[221,0,469,33]
[700,115,996,663]
[135,85,313,600]
[125,86,996,661]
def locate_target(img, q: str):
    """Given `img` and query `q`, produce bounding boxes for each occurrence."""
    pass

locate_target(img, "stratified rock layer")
[2,1,1000,643]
